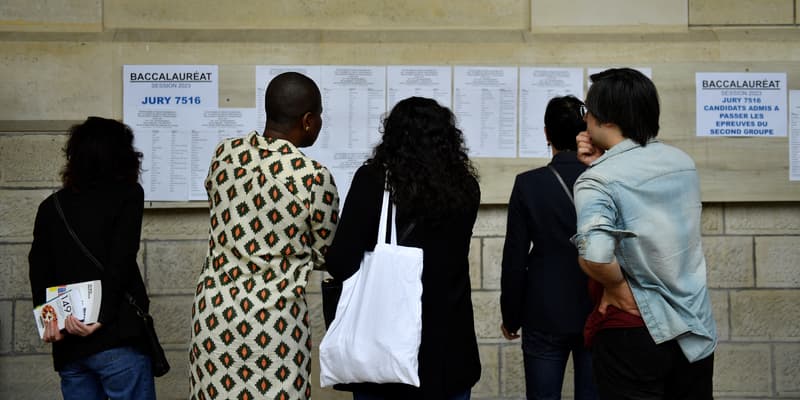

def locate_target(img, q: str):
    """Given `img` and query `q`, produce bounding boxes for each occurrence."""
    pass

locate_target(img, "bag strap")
[377,189,397,244]
[378,173,417,245]
[53,194,105,273]
[52,193,144,314]
[547,165,574,204]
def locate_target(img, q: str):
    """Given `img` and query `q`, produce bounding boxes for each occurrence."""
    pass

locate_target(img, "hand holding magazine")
[33,280,102,339]
[45,280,102,323]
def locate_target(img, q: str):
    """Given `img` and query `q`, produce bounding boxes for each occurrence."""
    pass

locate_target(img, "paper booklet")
[45,280,102,324]
[33,290,82,339]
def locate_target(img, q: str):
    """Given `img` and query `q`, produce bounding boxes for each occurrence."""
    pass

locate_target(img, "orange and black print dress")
[190,131,339,400]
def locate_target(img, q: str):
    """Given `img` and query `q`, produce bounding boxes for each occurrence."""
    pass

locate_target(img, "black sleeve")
[29,198,54,306]
[99,184,146,323]
[324,165,381,281]
[500,175,529,333]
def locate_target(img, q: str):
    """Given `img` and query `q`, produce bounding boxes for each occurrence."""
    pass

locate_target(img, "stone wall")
[2,196,799,398]
[2,0,800,398]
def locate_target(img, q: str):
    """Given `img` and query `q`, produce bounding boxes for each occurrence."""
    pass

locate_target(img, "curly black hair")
[61,116,142,190]
[369,97,479,222]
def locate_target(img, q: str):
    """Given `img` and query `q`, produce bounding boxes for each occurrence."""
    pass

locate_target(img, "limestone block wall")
[1,0,800,399]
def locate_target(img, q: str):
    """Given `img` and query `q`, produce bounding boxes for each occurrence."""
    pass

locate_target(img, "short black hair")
[265,72,321,127]
[585,68,660,146]
[544,95,586,151]
[62,116,142,189]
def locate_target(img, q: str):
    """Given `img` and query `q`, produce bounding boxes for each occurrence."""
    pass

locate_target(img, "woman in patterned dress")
[189,72,339,400]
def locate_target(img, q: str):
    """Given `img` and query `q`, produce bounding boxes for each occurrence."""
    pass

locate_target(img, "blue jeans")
[522,329,597,400]
[59,346,156,400]
[353,389,470,400]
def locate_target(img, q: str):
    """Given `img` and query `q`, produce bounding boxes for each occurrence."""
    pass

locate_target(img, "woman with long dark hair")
[325,96,481,400]
[29,117,156,400]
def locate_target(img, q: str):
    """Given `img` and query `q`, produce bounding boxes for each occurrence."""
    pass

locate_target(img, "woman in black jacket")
[325,97,481,400]
[500,96,597,400]
[29,117,156,400]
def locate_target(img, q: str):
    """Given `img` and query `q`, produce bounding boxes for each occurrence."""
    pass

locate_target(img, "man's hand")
[576,131,603,166]
[42,319,64,343]
[500,324,520,340]
[599,279,641,317]
[64,315,102,337]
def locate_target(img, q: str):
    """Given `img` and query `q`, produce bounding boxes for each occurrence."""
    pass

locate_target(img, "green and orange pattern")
[190,131,339,400]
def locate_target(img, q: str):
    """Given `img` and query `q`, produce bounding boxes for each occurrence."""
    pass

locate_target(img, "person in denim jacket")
[573,68,716,399]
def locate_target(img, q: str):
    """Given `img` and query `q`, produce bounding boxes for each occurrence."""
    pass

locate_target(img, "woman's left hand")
[64,315,103,337]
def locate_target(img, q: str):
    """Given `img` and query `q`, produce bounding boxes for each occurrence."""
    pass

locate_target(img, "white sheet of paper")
[186,108,258,200]
[318,65,387,151]
[296,66,386,199]
[127,109,189,201]
[695,72,787,137]
[254,65,322,130]
[790,90,800,181]
[387,66,452,111]
[123,65,218,117]
[519,67,583,158]
[453,66,518,158]
[124,65,219,201]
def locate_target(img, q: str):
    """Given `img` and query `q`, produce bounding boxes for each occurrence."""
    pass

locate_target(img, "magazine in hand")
[33,290,82,338]
[46,280,102,323]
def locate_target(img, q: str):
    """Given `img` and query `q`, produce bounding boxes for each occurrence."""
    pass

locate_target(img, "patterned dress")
[190,131,339,400]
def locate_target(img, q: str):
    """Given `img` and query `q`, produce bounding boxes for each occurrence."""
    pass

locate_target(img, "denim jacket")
[572,139,717,362]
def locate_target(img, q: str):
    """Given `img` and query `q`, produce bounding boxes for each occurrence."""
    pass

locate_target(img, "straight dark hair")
[61,117,142,190]
[585,68,660,146]
[544,95,586,151]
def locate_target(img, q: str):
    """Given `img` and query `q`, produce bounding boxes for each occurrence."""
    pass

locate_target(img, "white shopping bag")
[319,189,423,387]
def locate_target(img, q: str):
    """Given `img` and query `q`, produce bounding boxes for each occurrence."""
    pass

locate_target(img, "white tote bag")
[319,189,424,387]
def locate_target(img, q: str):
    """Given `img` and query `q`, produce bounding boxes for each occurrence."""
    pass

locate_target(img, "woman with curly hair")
[325,96,481,400]
[29,116,156,399]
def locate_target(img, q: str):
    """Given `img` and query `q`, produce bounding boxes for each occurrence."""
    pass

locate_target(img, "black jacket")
[29,182,149,370]
[500,151,592,334]
[325,163,481,399]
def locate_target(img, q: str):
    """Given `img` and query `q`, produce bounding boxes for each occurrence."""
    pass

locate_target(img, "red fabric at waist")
[584,279,645,347]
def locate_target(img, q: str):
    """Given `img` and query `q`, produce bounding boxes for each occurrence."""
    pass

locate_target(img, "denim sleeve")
[572,174,621,264]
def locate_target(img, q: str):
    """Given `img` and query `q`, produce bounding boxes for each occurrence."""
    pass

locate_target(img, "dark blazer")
[29,182,149,370]
[500,151,592,334]
[325,163,481,399]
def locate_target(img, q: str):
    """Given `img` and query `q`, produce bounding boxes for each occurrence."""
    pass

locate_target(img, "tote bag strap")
[378,172,416,245]
[376,189,398,245]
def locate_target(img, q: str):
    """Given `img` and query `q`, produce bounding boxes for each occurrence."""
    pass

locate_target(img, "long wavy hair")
[61,116,142,190]
[369,97,479,222]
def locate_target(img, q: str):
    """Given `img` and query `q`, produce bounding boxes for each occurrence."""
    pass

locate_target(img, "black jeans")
[592,327,714,400]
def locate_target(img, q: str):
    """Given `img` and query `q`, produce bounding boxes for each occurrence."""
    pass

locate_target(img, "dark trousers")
[522,329,598,400]
[592,327,714,400]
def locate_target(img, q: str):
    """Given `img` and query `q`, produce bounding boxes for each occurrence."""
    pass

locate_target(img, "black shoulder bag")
[53,194,170,377]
